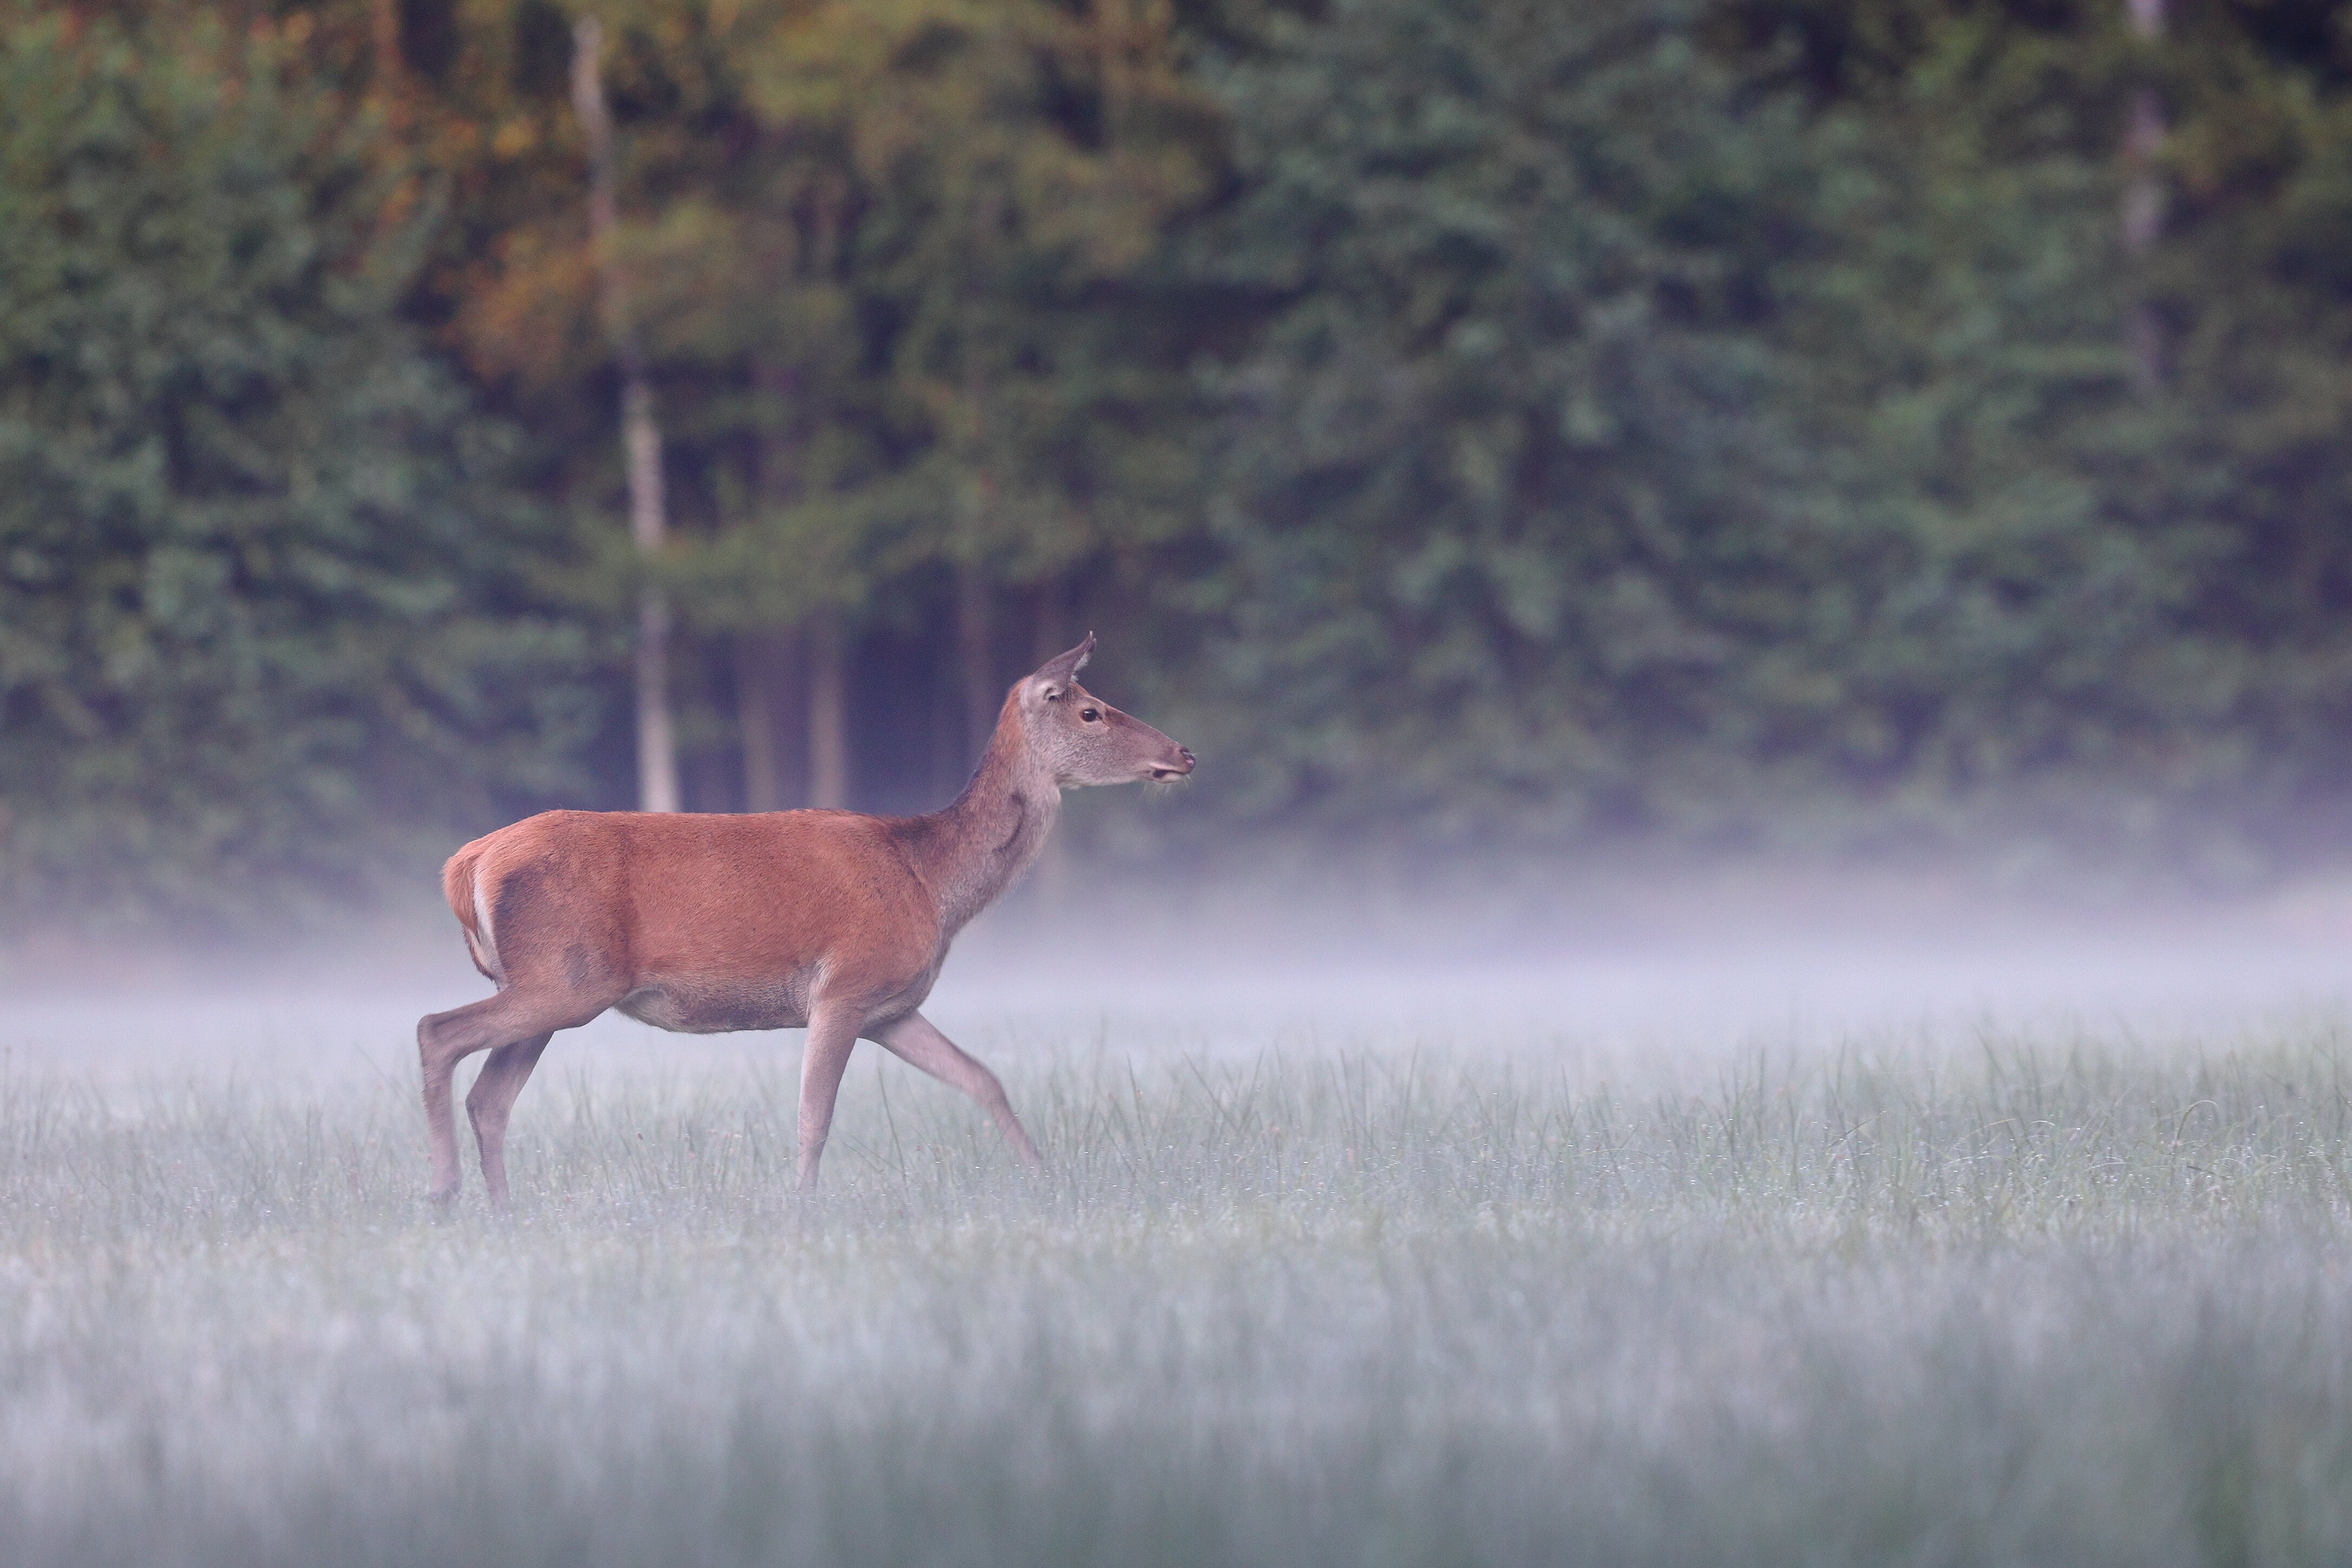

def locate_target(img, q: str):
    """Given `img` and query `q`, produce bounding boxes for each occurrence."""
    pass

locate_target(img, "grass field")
[6,1014,2352,1566]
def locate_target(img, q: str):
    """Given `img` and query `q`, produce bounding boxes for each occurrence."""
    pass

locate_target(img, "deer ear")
[1027,633,1096,702]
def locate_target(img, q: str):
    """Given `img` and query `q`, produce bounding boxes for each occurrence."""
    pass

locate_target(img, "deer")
[416,635,1191,1207]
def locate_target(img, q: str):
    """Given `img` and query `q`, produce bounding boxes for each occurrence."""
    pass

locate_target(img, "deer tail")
[443,840,503,985]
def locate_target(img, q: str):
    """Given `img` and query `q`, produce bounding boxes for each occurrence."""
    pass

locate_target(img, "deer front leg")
[871,1010,1043,1170]
[796,1005,865,1189]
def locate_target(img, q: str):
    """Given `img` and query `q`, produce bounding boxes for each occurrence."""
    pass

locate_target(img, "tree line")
[4,0,2351,921]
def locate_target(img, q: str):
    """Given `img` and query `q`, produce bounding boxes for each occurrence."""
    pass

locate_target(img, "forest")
[4,0,2352,921]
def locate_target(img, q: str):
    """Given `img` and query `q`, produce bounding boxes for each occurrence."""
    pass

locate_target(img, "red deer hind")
[418,635,1191,1205]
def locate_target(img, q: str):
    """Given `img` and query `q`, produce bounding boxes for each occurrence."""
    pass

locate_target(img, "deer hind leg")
[418,993,586,1206]
[871,1010,1043,1170]
[795,1005,866,1190]
[467,1031,555,1211]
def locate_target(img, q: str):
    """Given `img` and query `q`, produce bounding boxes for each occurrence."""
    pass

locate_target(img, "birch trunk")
[572,15,681,813]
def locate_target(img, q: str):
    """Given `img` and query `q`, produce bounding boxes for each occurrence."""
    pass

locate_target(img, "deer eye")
[1081,708,1101,722]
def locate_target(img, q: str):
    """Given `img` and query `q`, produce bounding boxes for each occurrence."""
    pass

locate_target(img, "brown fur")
[416,635,1190,1205]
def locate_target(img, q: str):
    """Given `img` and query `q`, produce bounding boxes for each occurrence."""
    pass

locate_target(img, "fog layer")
[8,862,2349,1094]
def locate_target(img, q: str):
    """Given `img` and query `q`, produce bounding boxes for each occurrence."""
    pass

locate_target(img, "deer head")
[1019,634,1194,788]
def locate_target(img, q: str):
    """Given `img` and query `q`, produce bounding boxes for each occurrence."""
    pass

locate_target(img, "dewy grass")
[6,1027,2352,1566]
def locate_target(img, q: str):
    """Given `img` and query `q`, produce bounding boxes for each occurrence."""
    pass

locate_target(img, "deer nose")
[1177,747,1195,773]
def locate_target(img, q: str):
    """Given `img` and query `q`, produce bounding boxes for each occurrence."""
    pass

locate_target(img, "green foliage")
[1760,8,2225,823]
[780,0,1216,588]
[1747,0,2352,846]
[1193,0,1812,838]
[1187,0,2352,856]
[2157,12,2352,792]
[442,0,1221,801]
[10,0,2352,915]
[0,11,590,923]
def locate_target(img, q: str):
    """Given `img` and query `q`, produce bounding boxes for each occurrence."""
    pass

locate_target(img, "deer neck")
[907,704,1060,934]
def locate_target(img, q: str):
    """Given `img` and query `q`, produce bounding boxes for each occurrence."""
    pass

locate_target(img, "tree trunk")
[573,15,680,813]
[953,184,1005,775]
[370,0,416,137]
[1030,574,1073,664]
[371,0,403,81]
[807,608,849,809]
[2122,0,2166,394]
[956,558,997,768]
[741,356,811,812]
[622,381,680,813]
[735,629,806,812]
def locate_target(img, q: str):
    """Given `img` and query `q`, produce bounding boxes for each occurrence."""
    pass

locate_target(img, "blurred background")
[6,0,2352,937]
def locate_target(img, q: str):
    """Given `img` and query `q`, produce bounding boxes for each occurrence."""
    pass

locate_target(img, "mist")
[11,852,2350,1093]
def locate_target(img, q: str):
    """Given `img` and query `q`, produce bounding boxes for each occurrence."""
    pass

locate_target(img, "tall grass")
[5,1028,2352,1565]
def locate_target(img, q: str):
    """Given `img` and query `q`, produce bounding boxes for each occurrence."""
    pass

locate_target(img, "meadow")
[5,1010,2352,1567]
